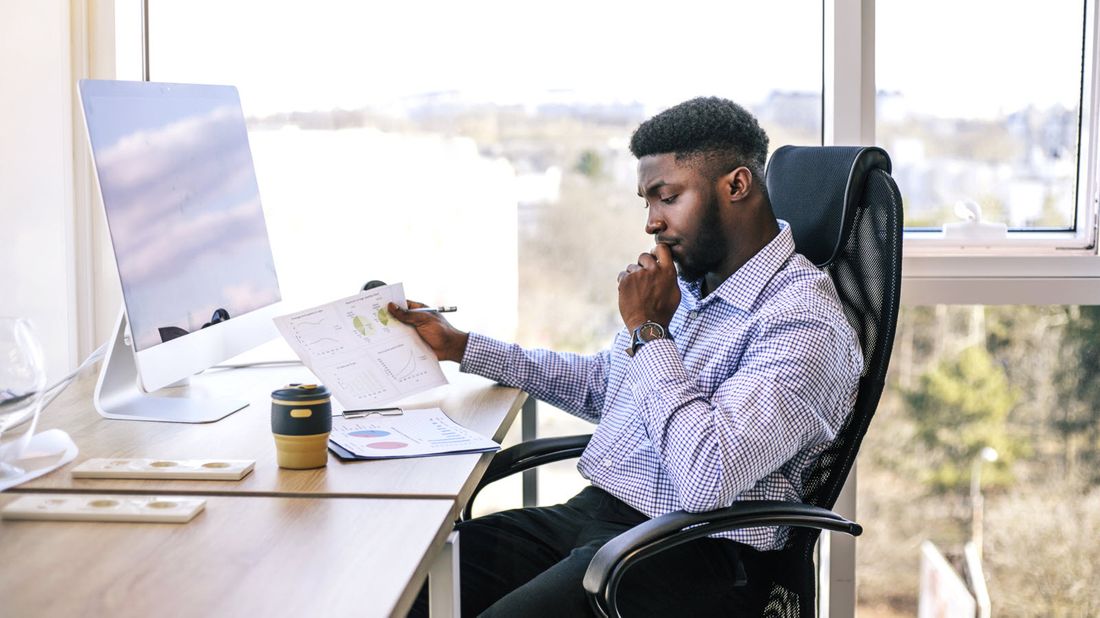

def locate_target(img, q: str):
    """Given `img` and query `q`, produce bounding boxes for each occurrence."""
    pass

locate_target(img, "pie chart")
[350,429,390,438]
[365,441,408,449]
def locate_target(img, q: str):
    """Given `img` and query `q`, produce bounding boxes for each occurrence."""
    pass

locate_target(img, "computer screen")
[80,79,282,422]
[81,79,280,351]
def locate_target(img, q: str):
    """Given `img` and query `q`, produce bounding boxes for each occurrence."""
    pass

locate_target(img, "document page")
[273,283,448,408]
[328,408,500,460]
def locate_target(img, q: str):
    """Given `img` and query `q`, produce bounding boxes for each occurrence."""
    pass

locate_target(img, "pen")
[343,407,404,418]
[408,306,458,314]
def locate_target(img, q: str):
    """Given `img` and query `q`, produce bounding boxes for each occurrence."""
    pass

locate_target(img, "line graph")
[376,344,430,383]
[288,313,343,357]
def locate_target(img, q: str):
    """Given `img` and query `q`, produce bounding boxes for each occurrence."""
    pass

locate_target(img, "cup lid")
[271,383,330,401]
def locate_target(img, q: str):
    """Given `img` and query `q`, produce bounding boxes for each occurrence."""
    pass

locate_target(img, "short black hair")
[629,97,770,192]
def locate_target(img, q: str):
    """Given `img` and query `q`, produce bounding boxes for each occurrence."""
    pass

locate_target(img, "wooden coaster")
[1,494,205,523]
[71,458,255,481]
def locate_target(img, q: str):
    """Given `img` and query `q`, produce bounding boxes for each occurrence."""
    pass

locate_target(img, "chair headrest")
[764,145,892,267]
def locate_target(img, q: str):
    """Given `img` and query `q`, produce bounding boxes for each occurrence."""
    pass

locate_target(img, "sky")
[115,0,1087,120]
[121,1,822,113]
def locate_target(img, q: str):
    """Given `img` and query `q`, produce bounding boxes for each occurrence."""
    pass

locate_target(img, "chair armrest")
[582,501,862,618]
[462,434,592,520]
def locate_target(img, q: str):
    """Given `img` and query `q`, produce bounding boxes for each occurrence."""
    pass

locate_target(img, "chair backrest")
[760,145,904,615]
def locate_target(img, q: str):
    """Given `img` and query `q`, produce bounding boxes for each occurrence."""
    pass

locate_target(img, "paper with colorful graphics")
[328,407,499,460]
[274,283,447,408]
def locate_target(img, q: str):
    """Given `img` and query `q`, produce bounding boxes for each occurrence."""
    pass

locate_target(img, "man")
[393,97,863,617]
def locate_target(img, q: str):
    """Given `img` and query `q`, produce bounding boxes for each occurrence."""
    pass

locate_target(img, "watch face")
[639,322,665,342]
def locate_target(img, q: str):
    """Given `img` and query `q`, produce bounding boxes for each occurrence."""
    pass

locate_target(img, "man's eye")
[661,195,678,205]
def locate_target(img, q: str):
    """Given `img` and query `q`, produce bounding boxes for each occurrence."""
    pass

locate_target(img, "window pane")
[858,305,1100,616]
[148,0,823,509]
[877,2,1086,232]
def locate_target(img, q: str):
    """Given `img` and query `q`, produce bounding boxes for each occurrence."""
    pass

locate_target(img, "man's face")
[636,153,728,281]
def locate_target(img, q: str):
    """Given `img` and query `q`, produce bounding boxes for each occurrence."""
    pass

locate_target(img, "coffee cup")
[271,383,332,469]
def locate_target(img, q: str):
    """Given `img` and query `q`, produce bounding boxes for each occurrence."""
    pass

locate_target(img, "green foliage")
[1052,305,1100,480]
[903,345,1026,492]
[574,149,604,179]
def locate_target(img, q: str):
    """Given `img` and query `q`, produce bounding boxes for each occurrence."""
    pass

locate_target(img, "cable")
[209,359,303,370]
[39,341,109,411]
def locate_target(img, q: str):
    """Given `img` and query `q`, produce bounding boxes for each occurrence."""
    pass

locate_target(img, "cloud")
[93,102,281,347]
[96,103,275,286]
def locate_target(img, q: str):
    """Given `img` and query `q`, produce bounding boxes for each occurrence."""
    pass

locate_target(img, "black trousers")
[408,486,767,617]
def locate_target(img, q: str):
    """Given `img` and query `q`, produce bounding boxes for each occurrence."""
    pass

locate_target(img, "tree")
[1052,305,1100,482]
[574,149,604,180]
[903,345,1025,492]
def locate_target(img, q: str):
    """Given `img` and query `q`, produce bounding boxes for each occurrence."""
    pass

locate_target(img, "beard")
[672,196,727,283]
[675,259,707,282]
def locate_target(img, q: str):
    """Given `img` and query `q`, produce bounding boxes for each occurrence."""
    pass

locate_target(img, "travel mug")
[271,383,332,469]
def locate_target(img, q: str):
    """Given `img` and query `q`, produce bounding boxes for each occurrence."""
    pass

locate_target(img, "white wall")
[0,0,78,382]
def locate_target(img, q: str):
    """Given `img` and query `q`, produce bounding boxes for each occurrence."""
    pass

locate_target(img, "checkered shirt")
[460,222,862,550]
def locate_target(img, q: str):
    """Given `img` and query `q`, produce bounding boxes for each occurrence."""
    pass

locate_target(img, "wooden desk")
[20,364,525,514]
[0,494,452,617]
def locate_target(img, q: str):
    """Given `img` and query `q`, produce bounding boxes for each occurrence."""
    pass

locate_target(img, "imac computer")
[79,79,283,423]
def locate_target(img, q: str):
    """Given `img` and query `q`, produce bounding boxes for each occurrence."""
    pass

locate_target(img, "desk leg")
[521,398,538,507]
[429,531,460,618]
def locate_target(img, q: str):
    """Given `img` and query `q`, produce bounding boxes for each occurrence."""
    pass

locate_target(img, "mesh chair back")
[759,146,904,616]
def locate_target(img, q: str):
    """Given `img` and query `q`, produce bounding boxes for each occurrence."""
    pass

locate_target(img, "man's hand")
[387,301,470,363]
[617,243,680,331]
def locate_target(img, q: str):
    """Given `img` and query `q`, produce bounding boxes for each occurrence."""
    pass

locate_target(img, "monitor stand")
[93,312,248,423]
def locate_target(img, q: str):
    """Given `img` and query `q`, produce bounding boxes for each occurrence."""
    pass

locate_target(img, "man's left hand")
[617,243,680,331]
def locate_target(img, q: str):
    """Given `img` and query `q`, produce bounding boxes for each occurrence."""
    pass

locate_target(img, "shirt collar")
[680,220,796,312]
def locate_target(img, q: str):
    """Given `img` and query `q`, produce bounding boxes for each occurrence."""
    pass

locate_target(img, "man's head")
[630,97,770,196]
[630,97,777,285]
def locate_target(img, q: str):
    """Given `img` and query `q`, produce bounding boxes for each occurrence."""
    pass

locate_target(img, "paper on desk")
[328,407,499,460]
[273,283,448,408]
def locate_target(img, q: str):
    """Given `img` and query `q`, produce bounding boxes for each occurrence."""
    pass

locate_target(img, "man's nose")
[645,212,665,235]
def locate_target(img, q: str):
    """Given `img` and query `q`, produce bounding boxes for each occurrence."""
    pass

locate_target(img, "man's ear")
[722,166,753,203]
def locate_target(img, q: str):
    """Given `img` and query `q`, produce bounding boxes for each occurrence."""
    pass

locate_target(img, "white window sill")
[902,252,1100,305]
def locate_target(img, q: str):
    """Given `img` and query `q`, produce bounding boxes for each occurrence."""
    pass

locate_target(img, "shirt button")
[688,310,699,319]
[602,459,613,467]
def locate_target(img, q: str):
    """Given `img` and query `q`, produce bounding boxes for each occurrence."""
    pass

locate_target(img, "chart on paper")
[283,311,346,358]
[329,407,500,460]
[274,283,448,408]
[331,360,392,402]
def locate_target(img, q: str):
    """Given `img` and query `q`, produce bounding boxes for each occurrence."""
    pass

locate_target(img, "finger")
[637,252,658,269]
[653,243,673,267]
[387,302,426,325]
[617,270,629,284]
[406,299,428,309]
[626,263,642,274]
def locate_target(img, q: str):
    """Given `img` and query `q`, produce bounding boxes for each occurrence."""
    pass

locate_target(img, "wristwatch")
[626,321,668,357]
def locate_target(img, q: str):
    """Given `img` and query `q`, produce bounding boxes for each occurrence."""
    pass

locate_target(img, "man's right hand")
[387,301,470,363]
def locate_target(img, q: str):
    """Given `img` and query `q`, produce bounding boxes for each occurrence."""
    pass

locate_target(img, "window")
[857,305,1100,616]
[104,3,1100,613]
[142,0,824,510]
[878,1,1094,250]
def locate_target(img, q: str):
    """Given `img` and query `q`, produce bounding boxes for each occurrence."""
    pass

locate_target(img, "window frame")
[825,0,1100,305]
[887,0,1097,254]
[825,0,1100,614]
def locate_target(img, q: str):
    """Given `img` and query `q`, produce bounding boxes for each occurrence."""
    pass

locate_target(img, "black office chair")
[462,145,904,617]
